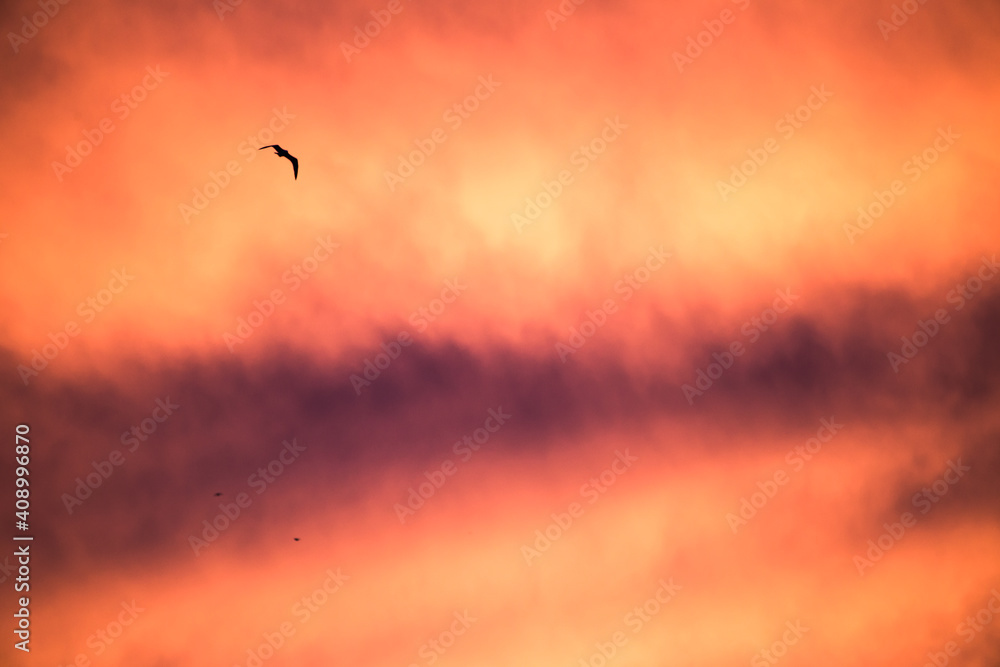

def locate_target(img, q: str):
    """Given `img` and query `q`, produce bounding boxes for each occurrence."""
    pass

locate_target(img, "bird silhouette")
[259,144,298,179]
[214,492,222,497]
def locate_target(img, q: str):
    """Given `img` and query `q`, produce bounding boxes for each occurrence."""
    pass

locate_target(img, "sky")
[1,0,999,665]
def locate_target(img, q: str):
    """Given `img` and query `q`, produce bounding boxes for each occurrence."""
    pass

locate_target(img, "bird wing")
[288,155,298,179]
[258,145,278,150]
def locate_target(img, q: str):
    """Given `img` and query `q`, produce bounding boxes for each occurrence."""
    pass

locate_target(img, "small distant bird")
[259,144,298,179]
[214,492,222,496]
[293,538,300,541]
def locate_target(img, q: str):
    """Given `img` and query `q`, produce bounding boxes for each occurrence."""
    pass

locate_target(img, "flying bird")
[259,144,298,179]
[214,492,222,497]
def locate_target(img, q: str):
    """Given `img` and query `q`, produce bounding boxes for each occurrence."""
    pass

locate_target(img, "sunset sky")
[2,0,1000,665]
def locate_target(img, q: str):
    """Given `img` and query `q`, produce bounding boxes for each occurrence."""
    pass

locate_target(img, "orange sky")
[1,0,1000,665]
